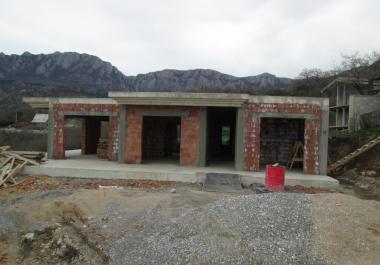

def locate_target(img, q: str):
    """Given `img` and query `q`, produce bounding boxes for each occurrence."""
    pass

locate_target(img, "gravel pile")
[109,193,325,265]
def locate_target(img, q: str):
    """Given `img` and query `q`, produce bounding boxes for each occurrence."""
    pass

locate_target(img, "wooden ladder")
[328,136,380,174]
[287,141,304,170]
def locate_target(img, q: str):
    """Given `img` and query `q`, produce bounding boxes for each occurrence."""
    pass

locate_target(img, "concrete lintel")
[255,112,315,120]
[249,96,329,107]
[60,111,118,117]
[136,110,189,117]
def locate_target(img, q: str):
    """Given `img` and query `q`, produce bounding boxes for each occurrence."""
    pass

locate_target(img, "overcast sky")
[0,0,378,78]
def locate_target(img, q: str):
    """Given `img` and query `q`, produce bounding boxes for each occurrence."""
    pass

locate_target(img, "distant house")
[321,77,380,132]
[31,113,49,124]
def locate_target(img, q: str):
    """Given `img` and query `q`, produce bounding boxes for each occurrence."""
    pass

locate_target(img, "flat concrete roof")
[108,92,250,107]
[23,97,117,108]
[23,93,330,109]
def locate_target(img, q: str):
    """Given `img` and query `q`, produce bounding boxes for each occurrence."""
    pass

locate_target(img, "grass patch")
[333,126,380,139]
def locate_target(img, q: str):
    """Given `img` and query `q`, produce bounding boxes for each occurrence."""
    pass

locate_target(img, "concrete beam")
[255,112,315,120]
[319,100,329,174]
[235,107,244,170]
[47,106,54,159]
[136,110,189,117]
[198,107,207,167]
[118,107,126,163]
[59,111,118,117]
[249,96,329,106]
[109,92,249,107]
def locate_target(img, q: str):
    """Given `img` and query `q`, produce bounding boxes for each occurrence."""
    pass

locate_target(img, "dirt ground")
[0,175,379,265]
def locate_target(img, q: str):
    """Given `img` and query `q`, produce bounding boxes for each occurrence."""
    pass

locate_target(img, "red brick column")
[304,118,320,174]
[243,104,261,171]
[180,109,200,166]
[53,111,65,159]
[125,108,143,163]
[108,116,119,161]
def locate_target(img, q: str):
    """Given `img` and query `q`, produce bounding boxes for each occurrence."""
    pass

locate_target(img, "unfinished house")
[322,77,380,132]
[23,93,329,175]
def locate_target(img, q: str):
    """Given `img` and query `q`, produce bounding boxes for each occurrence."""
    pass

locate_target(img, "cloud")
[0,0,378,77]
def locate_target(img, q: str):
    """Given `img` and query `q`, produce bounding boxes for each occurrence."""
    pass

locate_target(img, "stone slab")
[203,173,243,192]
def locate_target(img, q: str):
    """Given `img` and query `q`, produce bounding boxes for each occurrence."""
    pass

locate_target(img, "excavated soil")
[0,175,379,265]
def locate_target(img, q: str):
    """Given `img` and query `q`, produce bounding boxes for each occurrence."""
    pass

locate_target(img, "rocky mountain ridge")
[0,51,293,124]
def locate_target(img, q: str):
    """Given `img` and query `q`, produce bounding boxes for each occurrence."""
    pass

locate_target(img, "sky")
[0,0,379,78]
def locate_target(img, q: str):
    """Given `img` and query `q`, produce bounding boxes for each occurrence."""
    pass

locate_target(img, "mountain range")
[0,51,293,124]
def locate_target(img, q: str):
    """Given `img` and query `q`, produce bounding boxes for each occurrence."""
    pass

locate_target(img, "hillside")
[0,51,293,125]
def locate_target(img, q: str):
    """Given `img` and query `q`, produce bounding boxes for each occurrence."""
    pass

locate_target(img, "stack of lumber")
[0,146,44,188]
[96,138,108,159]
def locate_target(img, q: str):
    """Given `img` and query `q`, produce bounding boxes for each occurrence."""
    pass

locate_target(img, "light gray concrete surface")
[23,150,339,189]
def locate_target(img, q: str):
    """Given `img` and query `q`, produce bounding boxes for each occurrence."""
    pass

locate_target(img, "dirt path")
[310,193,380,265]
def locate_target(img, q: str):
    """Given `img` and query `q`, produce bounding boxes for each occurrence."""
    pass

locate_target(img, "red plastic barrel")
[265,165,285,191]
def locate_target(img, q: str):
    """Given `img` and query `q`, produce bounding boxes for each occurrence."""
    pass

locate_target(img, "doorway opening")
[142,116,181,164]
[206,107,237,168]
[259,118,305,170]
[64,116,109,159]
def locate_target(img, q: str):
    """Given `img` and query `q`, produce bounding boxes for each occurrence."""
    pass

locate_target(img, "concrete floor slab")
[23,150,340,189]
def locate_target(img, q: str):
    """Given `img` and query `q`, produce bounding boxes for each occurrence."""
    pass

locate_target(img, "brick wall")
[244,102,321,174]
[124,106,200,166]
[52,103,119,160]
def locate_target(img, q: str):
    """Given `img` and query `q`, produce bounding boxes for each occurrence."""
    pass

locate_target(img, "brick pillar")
[244,110,261,171]
[125,109,143,163]
[304,119,320,174]
[180,109,200,166]
[108,116,119,161]
[53,114,65,159]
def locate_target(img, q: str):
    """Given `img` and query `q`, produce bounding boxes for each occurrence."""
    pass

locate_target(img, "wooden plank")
[329,136,380,173]
[1,161,27,186]
[2,152,40,166]
[0,157,11,168]
[0,163,11,186]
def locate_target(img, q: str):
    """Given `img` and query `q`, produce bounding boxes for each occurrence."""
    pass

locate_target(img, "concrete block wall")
[259,118,304,165]
[124,106,200,166]
[52,103,119,160]
[244,102,322,174]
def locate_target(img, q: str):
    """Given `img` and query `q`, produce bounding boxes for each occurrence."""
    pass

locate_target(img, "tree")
[338,50,380,91]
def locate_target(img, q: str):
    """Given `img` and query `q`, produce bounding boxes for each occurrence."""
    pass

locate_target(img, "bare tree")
[340,50,380,85]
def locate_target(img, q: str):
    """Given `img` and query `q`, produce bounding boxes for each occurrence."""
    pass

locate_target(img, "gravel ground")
[310,193,380,265]
[109,193,325,265]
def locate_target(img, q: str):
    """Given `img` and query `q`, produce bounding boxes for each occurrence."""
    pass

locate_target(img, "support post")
[235,107,244,170]
[198,107,207,167]
[118,106,126,163]
[47,106,54,159]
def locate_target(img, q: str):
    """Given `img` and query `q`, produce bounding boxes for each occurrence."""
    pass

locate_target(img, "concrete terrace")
[23,150,339,189]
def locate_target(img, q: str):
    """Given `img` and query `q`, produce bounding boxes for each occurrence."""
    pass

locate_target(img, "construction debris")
[0,146,44,188]
[96,138,108,159]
